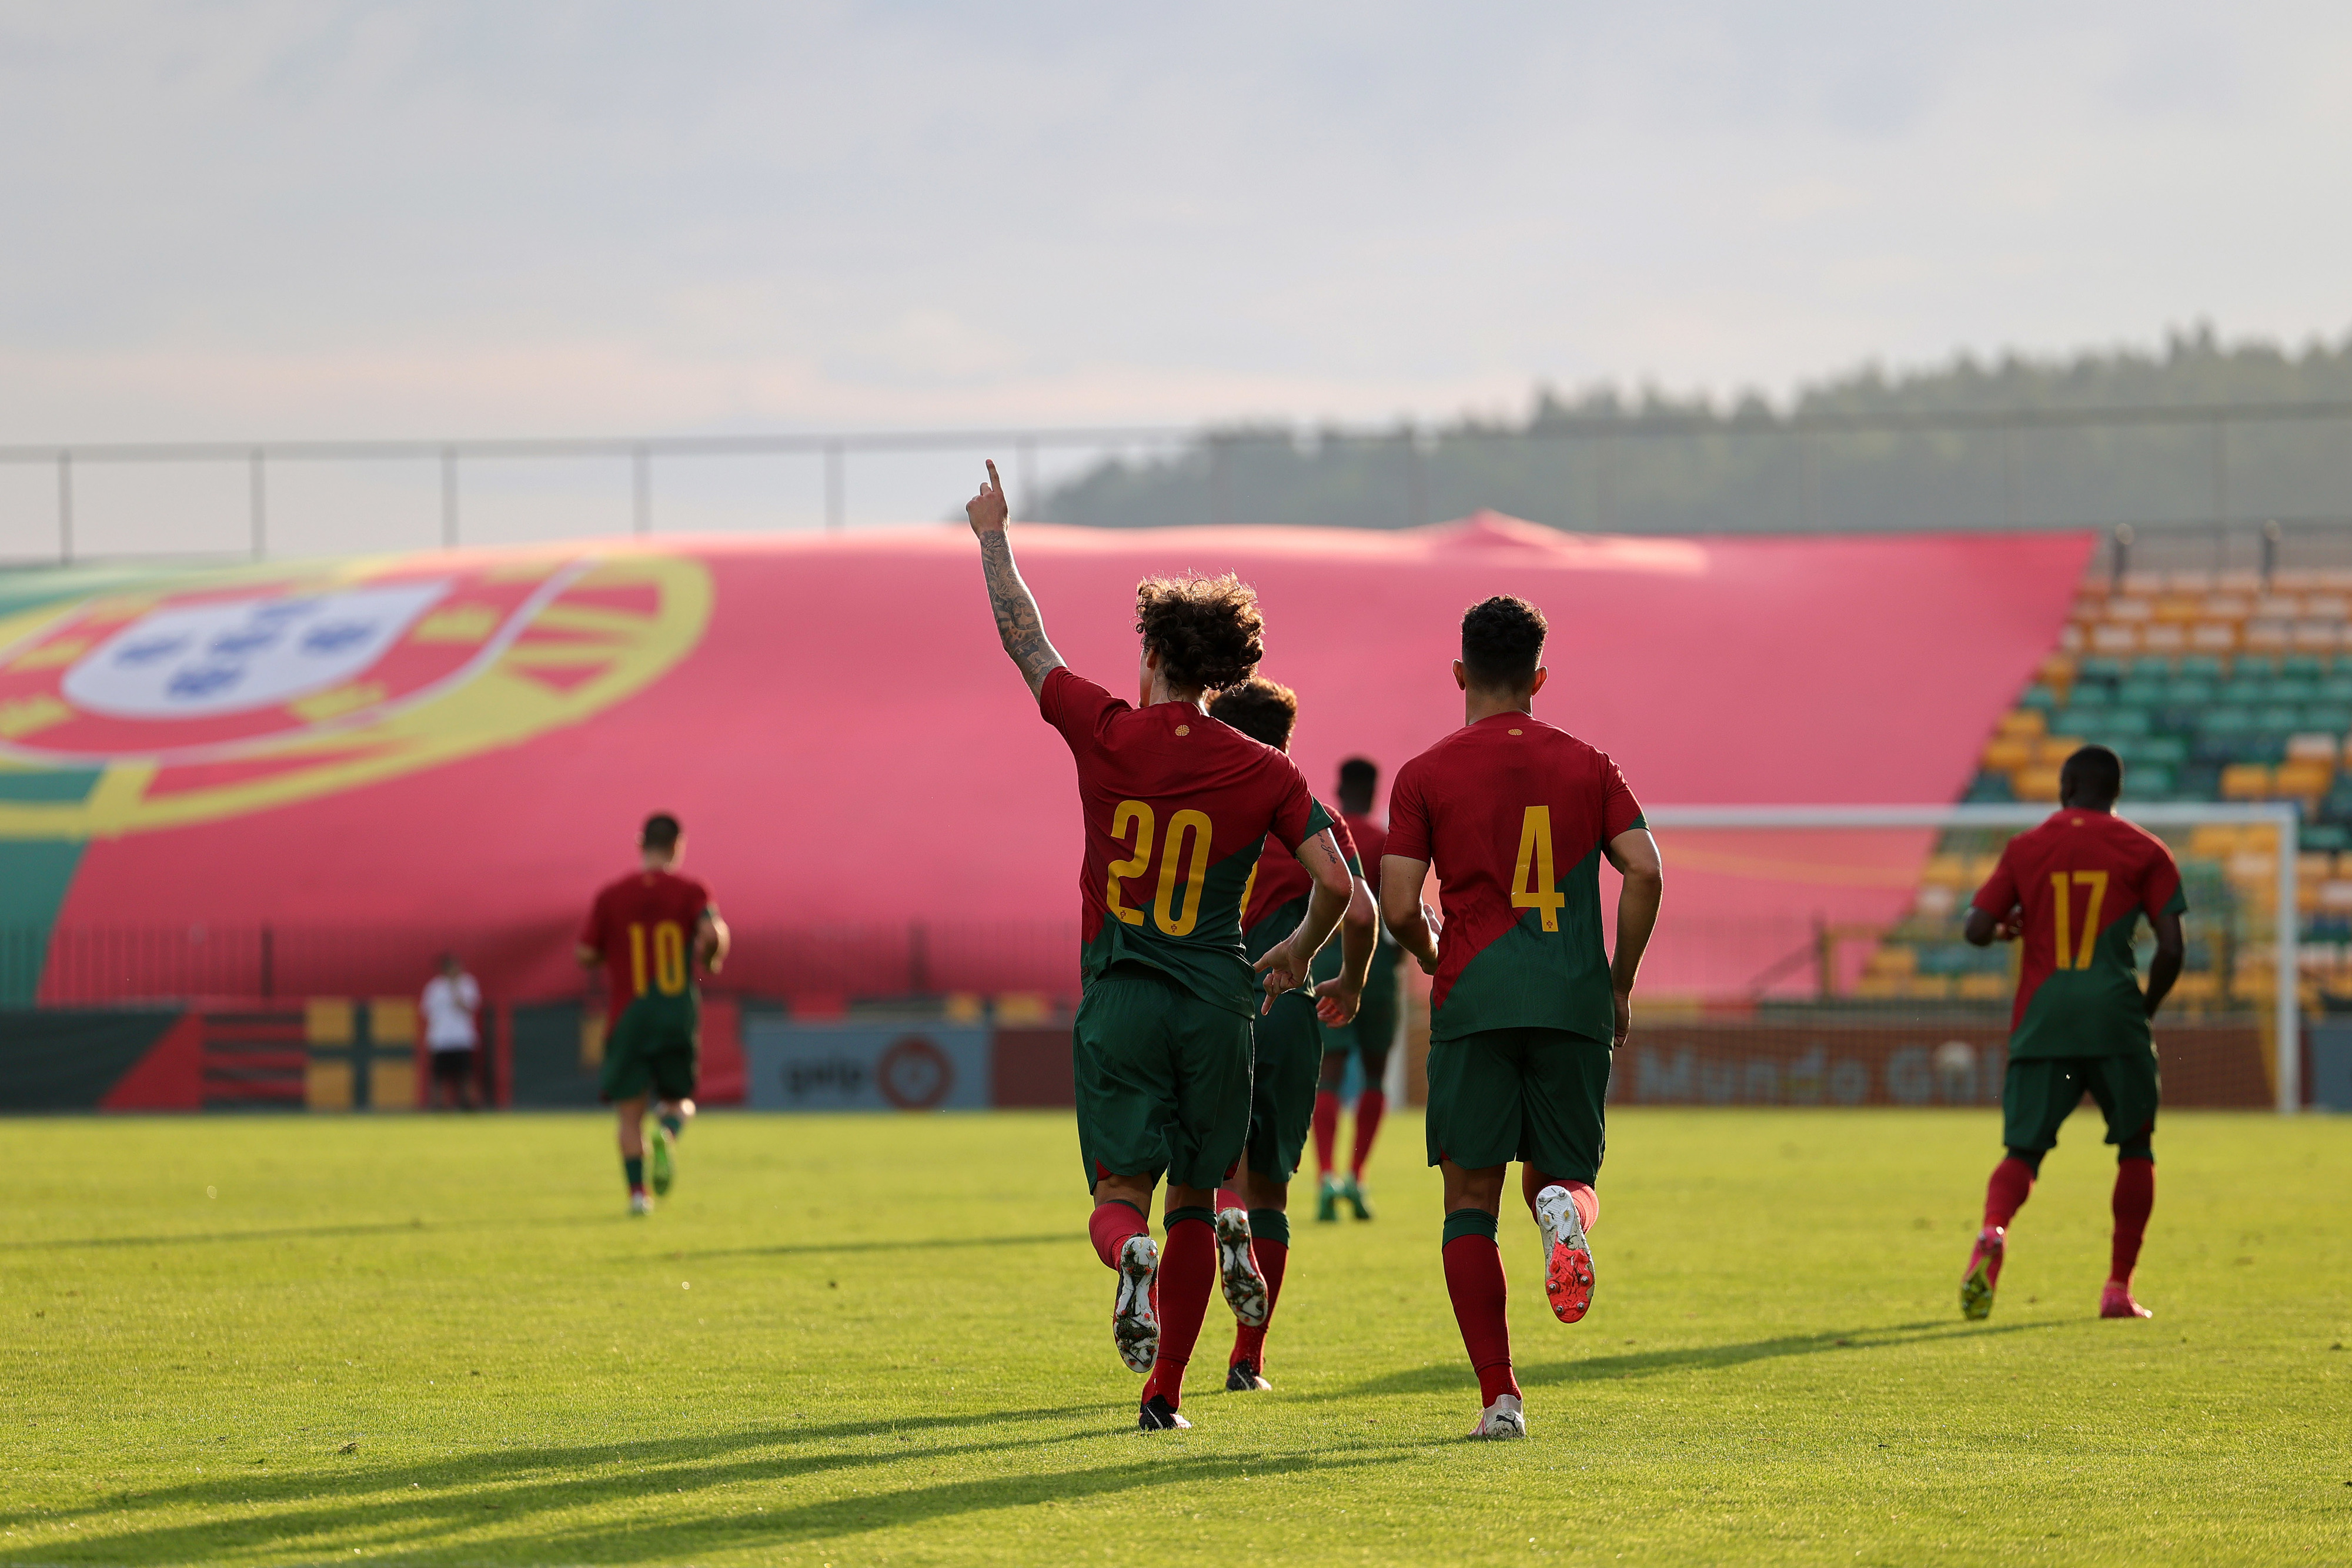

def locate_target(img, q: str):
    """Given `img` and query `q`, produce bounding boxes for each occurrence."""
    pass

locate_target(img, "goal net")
[1600,804,2303,1115]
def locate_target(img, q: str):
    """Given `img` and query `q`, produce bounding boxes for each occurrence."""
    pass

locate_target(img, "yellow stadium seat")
[2220,763,2273,799]
[1982,737,2033,771]
[1903,975,1955,1001]
[1865,945,1919,976]
[2014,766,2062,801]
[1967,854,2002,884]
[1997,708,2047,737]
[2191,623,2240,650]
[1919,855,1966,888]
[2034,735,2084,765]
[1956,972,2010,1001]
[2274,760,2333,798]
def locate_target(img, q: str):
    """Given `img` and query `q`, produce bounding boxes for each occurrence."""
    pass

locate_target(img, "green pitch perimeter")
[4,1111,2347,1566]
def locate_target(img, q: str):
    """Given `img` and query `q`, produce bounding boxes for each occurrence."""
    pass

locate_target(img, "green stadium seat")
[2132,763,2178,795]
[2284,654,2327,679]
[2238,654,2281,678]
[2303,705,2352,734]
[2266,677,2321,703]
[2068,683,2113,707]
[2318,676,2352,703]
[2198,708,2256,734]
[2079,655,2127,680]
[2020,684,2059,713]
[2220,677,2268,704]
[2180,654,2226,680]
[2256,704,2303,732]
[2130,655,2176,679]
[2116,678,2165,706]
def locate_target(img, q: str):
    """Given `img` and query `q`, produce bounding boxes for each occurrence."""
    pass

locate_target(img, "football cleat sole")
[1469,1394,1527,1440]
[1139,1394,1192,1431]
[1532,1185,1595,1323]
[1225,1360,1273,1392]
[1113,1235,1161,1374]
[1214,1208,1271,1328]
[649,1126,674,1198]
[1960,1229,2004,1322]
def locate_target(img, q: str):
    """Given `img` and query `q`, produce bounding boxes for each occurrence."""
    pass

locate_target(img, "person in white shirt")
[421,954,483,1110]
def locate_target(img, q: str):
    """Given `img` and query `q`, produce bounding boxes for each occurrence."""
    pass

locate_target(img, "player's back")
[585,869,713,1014]
[1973,809,2182,1055]
[1388,713,1643,1042]
[1041,667,1324,1014]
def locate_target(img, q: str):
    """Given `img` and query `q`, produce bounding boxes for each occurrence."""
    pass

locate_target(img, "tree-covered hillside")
[1039,328,2352,535]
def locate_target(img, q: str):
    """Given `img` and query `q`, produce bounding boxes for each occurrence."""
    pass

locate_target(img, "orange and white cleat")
[2099,1280,2153,1319]
[1960,1226,2004,1321]
[1532,1185,1595,1324]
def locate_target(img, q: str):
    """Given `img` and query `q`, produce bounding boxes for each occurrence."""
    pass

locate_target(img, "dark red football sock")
[1088,1200,1149,1271]
[1442,1215,1518,1406]
[1228,1238,1287,1368]
[1146,1212,1215,1409]
[1312,1091,1341,1177]
[1521,1167,1599,1233]
[1215,1187,1245,1215]
[1350,1089,1386,1178]
[2109,1158,2154,1283]
[1984,1156,2036,1232]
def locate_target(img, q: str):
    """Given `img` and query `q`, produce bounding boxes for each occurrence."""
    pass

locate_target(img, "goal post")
[1642,803,2302,1115]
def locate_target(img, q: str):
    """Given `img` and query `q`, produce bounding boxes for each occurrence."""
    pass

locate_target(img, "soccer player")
[1380,596,1662,1440]
[577,813,730,1217]
[1314,755,1401,1222]
[1205,678,1378,1393]
[964,461,1358,1432]
[1957,743,2184,1322]
[420,953,483,1111]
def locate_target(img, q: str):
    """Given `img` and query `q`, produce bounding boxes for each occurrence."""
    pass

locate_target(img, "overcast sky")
[4,1,2350,444]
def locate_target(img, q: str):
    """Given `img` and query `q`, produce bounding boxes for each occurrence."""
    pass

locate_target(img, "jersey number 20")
[629,921,690,997]
[1107,800,1214,935]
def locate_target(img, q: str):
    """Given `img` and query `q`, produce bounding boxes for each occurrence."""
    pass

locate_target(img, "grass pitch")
[4,1108,2348,1566]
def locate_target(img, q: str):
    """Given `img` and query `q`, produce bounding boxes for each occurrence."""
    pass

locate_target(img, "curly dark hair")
[1208,676,1298,752]
[1135,573,1264,693]
[1460,595,1547,690]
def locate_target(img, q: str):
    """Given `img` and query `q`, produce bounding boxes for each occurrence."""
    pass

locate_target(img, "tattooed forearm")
[978,530,1067,696]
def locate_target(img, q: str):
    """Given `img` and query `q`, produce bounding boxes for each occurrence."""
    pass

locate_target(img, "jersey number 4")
[628,921,690,997]
[2047,870,2109,969]
[1511,805,1568,933]
[1107,800,1215,936]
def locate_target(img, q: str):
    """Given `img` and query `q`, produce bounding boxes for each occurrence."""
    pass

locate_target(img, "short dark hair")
[641,812,682,852]
[2060,745,2123,807]
[1461,596,1547,690]
[1209,676,1298,752]
[1136,573,1264,693]
[1337,757,1377,812]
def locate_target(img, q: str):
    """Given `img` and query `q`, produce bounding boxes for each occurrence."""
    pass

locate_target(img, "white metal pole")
[2276,804,2300,1114]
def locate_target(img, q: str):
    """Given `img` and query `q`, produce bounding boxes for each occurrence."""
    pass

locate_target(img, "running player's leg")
[1516,1028,1609,1323]
[2088,1048,2160,1318]
[1963,1057,2082,1318]
[600,1003,660,1213]
[1426,1028,1528,1437]
[1074,969,1184,1382]
[1223,989,1317,1386]
[1312,1048,1347,1220]
[1138,988,1254,1429]
[1342,950,1401,1219]
[646,1025,699,1198]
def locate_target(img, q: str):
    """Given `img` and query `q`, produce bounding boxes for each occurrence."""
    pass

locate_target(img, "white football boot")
[1532,1184,1595,1323]
[1214,1208,1271,1328]
[1112,1235,1161,1373]
[1469,1393,1528,1439]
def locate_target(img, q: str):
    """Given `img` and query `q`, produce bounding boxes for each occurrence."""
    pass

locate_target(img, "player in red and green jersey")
[577,812,730,1216]
[1959,744,2185,1322]
[1381,596,1663,1440]
[964,462,1359,1433]
[1205,678,1378,1393]
[1314,755,1402,1223]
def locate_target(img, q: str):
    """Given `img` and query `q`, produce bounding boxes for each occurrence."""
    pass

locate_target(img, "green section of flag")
[0,839,88,1005]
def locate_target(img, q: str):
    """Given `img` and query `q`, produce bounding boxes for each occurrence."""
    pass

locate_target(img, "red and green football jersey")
[579,870,715,1019]
[1042,668,1332,1017]
[1969,809,2186,1059]
[1387,713,1644,1044]
[1240,802,1361,969]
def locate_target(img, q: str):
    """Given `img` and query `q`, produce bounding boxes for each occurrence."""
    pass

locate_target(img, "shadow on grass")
[1331,1317,2067,1398]
[0,1212,632,1253]
[0,1402,1161,1564]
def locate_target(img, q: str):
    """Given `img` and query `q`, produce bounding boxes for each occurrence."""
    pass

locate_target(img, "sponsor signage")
[743,1019,991,1111]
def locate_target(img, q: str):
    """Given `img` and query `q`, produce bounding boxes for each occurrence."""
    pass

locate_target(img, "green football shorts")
[1425,1025,1612,1183]
[600,992,700,1104]
[1073,962,1254,1193]
[2002,1047,2160,1160]
[1245,987,1323,1182]
[1321,944,1401,1062]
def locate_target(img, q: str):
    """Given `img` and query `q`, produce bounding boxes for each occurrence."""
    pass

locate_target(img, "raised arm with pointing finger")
[967,459,1067,699]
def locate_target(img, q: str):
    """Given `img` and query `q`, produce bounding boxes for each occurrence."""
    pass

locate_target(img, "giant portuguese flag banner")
[0,517,2092,1009]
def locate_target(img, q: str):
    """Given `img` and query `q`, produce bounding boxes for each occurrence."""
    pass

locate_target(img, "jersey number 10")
[1106,800,1215,936]
[1511,805,1568,933]
[628,921,690,997]
[2047,870,2109,970]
